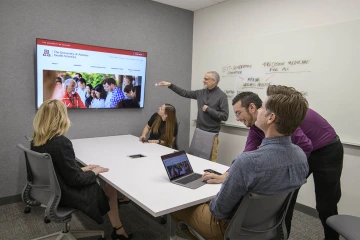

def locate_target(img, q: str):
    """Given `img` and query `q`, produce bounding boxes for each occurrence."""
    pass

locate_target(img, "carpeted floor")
[0,201,344,240]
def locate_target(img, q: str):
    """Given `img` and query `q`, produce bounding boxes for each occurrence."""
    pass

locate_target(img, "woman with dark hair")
[139,104,178,148]
[85,83,93,108]
[90,84,106,108]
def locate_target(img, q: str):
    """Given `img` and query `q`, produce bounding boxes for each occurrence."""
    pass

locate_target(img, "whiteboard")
[194,19,360,145]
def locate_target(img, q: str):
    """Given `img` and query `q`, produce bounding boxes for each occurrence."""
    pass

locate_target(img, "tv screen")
[36,38,147,109]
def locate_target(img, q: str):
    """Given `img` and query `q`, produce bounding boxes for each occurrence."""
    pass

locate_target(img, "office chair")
[178,191,294,240]
[17,144,105,240]
[326,215,360,240]
[172,122,180,150]
[22,136,51,223]
[188,128,218,160]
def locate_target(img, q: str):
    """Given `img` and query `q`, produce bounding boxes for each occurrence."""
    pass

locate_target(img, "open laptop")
[161,150,206,189]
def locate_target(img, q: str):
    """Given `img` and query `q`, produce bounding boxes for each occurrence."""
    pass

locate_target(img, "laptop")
[161,150,206,189]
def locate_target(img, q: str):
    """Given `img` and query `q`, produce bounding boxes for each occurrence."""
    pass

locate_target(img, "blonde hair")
[32,99,71,146]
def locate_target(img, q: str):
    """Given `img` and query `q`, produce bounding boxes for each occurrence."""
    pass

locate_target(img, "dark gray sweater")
[169,84,229,133]
[210,136,309,220]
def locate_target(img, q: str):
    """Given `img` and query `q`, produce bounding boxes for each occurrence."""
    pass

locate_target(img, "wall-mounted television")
[36,38,147,109]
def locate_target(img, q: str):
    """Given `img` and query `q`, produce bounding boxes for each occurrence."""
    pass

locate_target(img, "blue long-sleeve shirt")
[210,136,308,220]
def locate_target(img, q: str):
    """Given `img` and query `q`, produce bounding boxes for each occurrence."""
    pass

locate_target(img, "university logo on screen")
[43,49,51,57]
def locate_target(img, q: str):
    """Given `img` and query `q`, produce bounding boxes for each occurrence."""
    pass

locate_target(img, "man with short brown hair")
[266,85,343,240]
[171,93,309,240]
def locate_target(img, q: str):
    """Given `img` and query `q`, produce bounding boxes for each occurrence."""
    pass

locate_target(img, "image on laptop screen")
[162,151,193,181]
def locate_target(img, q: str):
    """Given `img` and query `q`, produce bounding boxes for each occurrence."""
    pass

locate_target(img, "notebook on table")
[161,150,206,189]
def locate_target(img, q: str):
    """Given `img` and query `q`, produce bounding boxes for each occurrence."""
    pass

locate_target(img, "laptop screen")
[161,150,194,181]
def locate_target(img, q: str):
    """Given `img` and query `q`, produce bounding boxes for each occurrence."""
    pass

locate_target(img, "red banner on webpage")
[37,39,147,57]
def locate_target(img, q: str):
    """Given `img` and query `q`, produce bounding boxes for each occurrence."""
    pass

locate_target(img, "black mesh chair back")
[17,144,104,239]
[224,191,294,240]
[188,128,217,160]
[17,144,73,223]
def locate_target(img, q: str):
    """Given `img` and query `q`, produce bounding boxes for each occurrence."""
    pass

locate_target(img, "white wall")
[192,0,360,217]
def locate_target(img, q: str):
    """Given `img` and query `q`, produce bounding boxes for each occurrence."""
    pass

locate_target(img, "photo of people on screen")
[164,157,192,179]
[42,70,142,109]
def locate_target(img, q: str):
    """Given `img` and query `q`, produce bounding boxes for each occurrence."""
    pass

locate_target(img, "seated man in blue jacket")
[171,93,310,240]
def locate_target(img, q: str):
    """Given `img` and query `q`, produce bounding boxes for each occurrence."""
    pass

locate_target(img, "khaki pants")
[171,203,228,240]
[211,135,219,162]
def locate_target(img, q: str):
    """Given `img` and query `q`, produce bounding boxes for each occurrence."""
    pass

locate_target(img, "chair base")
[178,221,206,240]
[32,230,104,240]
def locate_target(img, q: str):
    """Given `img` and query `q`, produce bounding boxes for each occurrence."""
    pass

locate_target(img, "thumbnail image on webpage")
[43,70,142,109]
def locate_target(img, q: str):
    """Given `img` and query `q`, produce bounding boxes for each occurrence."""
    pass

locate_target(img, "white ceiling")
[152,0,228,11]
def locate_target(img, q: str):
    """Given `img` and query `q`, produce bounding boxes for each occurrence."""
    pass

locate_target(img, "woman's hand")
[91,166,109,175]
[139,135,146,142]
[82,164,100,172]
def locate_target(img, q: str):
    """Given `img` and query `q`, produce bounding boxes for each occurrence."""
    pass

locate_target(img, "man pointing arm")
[157,71,229,162]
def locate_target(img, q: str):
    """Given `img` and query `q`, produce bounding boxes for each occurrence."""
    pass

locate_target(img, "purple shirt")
[245,125,313,158]
[244,108,337,156]
[299,108,337,151]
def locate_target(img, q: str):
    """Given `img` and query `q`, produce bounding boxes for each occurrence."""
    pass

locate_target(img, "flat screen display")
[36,38,147,109]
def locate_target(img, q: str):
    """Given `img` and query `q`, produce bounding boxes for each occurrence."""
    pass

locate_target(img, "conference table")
[71,135,230,239]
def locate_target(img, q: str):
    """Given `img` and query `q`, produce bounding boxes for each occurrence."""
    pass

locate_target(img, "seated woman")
[139,103,178,148]
[31,99,132,240]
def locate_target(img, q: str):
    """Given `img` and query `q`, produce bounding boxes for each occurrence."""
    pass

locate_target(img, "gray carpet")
[0,201,344,240]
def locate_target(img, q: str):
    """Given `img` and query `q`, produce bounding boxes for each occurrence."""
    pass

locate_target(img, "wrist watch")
[158,139,161,144]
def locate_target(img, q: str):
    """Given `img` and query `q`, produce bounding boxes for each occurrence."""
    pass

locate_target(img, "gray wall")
[0,0,193,199]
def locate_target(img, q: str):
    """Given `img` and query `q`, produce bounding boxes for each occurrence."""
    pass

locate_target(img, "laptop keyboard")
[175,173,202,185]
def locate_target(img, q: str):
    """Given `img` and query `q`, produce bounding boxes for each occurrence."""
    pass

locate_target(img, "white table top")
[71,135,229,217]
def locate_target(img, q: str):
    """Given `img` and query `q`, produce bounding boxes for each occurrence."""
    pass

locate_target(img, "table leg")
[167,214,177,240]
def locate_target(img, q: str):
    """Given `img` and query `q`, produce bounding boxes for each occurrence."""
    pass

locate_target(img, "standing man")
[157,71,229,162]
